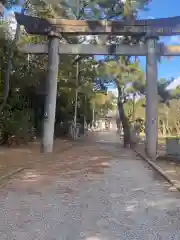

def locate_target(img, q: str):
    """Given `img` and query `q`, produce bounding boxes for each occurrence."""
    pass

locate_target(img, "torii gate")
[15,13,180,159]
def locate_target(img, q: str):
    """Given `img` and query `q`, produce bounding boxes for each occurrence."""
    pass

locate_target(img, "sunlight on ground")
[125,204,138,212]
[147,198,180,209]
[165,170,176,174]
[168,186,178,192]
[91,157,99,160]
[124,197,180,213]
[100,162,110,167]
[22,170,42,182]
[132,188,145,191]
[86,237,102,240]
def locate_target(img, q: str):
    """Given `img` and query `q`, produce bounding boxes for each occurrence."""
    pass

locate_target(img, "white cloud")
[166,76,180,90]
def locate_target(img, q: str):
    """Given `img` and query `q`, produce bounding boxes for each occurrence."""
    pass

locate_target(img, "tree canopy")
[1,0,178,147]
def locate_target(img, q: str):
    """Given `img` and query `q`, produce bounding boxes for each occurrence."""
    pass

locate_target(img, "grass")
[139,132,178,144]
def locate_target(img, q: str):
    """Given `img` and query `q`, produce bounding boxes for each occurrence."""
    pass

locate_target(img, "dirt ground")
[0,138,74,179]
[137,142,180,187]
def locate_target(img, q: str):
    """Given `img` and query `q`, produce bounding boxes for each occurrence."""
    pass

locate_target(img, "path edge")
[0,167,25,183]
[133,147,180,192]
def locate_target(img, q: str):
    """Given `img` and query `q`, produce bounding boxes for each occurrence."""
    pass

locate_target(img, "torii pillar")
[41,32,60,153]
[145,37,158,160]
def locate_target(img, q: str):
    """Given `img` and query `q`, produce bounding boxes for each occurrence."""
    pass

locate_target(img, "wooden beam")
[18,43,180,56]
[15,13,180,36]
[18,43,147,56]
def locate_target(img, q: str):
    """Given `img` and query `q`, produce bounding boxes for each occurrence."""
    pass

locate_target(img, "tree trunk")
[0,3,4,16]
[162,121,166,137]
[117,87,131,148]
[165,119,171,136]
[132,93,136,123]
[174,122,180,136]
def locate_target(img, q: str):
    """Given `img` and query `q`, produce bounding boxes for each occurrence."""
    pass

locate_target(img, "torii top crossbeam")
[15,13,180,36]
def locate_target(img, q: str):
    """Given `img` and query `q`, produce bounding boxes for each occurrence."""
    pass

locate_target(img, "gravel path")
[0,132,180,240]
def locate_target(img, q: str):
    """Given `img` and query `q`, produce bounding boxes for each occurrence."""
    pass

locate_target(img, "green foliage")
[3,109,33,135]
[91,91,116,119]
[0,0,152,146]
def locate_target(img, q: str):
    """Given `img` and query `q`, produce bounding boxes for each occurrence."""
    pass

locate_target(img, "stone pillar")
[145,37,158,159]
[41,33,60,153]
[74,61,79,129]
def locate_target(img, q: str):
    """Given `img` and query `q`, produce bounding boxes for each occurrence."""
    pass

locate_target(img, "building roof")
[166,76,180,90]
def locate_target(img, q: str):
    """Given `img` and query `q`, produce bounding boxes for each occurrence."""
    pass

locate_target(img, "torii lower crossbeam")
[19,43,180,56]
[20,39,160,158]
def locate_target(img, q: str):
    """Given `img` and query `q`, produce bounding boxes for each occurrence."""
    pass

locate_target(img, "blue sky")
[138,0,180,80]
[9,1,180,82]
[96,0,180,83]
[107,0,180,93]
